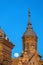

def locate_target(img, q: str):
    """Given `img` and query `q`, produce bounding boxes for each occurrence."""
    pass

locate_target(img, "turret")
[22,10,37,54]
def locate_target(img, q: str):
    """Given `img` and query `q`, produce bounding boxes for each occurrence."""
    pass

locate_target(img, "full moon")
[14,52,19,57]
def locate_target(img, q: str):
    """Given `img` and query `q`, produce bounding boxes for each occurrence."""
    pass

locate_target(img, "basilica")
[0,10,43,65]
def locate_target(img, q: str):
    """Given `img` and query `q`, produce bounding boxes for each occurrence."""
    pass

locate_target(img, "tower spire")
[23,9,37,37]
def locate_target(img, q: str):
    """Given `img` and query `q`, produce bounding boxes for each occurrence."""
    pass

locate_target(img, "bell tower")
[22,10,37,54]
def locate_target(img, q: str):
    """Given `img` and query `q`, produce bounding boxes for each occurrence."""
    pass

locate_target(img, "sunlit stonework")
[0,10,43,65]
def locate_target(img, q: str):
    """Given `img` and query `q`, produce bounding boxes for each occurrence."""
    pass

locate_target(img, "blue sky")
[0,0,43,59]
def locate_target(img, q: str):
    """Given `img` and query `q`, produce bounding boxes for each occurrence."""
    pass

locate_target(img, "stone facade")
[0,29,14,65]
[0,11,43,65]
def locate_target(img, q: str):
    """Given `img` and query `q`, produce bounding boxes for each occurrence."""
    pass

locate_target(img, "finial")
[28,9,31,25]
[27,9,32,29]
[28,9,31,17]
